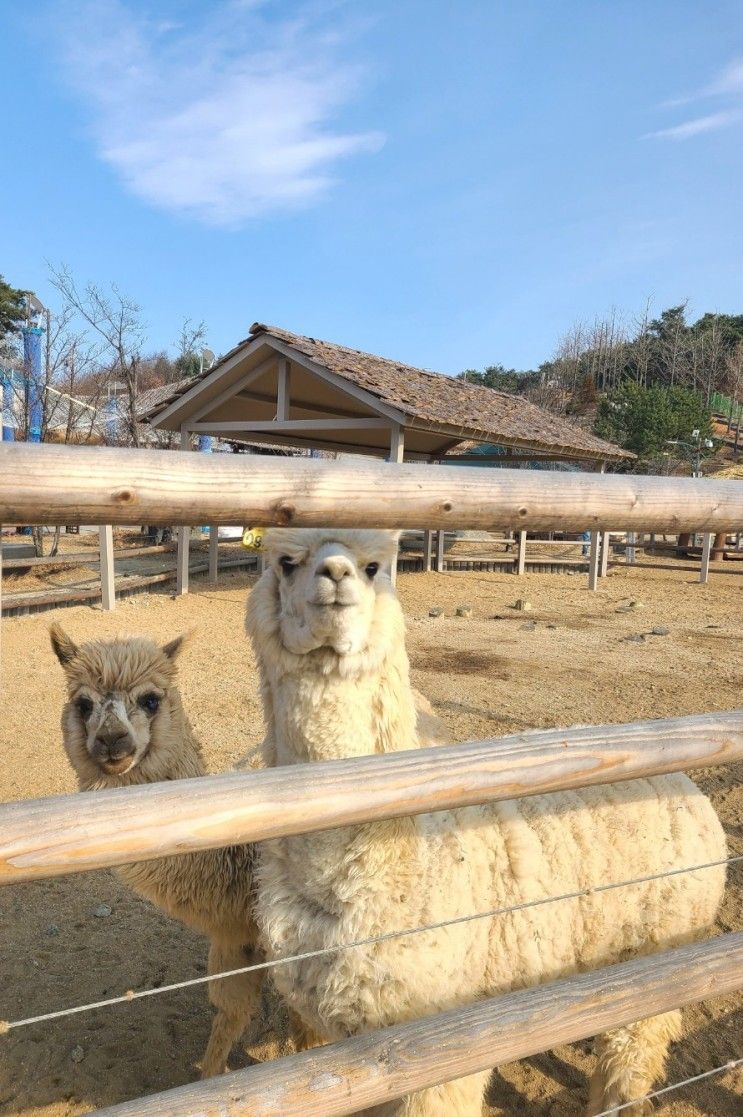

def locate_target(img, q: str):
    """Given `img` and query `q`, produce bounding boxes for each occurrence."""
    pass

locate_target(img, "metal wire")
[591,1056,742,1117]
[1,852,739,1034]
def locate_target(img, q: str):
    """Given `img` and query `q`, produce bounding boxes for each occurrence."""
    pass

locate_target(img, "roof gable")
[142,322,632,461]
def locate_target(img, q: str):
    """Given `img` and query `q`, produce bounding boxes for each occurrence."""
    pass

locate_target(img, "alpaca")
[246,529,727,1117]
[50,624,261,1079]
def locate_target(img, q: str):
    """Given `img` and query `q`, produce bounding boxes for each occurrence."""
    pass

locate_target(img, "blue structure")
[1,372,17,441]
[22,325,44,443]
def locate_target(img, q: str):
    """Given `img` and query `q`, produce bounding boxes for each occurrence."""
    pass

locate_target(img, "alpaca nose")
[93,730,135,763]
[318,556,355,582]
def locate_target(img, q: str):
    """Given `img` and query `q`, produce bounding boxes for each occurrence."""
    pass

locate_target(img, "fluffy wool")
[51,625,260,1079]
[247,529,727,1117]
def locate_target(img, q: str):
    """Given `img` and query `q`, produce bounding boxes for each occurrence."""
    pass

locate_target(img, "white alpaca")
[246,529,727,1117]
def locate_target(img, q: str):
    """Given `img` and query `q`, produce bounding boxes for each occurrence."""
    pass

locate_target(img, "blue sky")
[2,1,742,372]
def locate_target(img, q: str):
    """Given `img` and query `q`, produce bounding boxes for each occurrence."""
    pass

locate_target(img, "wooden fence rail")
[1,711,741,885]
[92,932,743,1117]
[1,442,743,532]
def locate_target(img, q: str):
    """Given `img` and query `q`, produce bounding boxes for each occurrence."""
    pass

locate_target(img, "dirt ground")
[0,562,740,1115]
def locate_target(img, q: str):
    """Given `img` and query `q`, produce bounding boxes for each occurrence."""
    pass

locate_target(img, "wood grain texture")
[92,933,743,1117]
[2,442,743,530]
[0,711,741,884]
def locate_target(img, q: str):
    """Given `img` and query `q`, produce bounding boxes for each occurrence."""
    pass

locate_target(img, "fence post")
[422,530,433,573]
[516,529,527,576]
[176,527,190,595]
[588,531,600,591]
[599,530,610,578]
[175,429,191,596]
[208,526,219,583]
[700,532,713,584]
[99,525,115,611]
[435,530,445,572]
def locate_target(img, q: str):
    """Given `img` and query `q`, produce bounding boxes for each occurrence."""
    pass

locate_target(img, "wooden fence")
[0,527,256,615]
[0,441,741,1115]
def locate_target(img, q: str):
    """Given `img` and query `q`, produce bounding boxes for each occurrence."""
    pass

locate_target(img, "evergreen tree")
[0,275,26,340]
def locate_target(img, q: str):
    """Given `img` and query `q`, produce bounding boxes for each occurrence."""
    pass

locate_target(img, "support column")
[700,533,712,584]
[277,358,290,420]
[99,524,115,611]
[422,530,433,573]
[599,531,610,578]
[23,325,44,443]
[388,425,405,463]
[176,429,191,596]
[588,531,601,591]
[208,525,219,583]
[516,529,527,576]
[388,426,404,585]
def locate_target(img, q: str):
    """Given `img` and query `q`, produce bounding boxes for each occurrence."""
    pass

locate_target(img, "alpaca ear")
[162,633,188,661]
[50,623,79,667]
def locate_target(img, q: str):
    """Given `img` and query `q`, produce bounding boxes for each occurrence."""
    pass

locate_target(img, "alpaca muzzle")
[91,728,137,773]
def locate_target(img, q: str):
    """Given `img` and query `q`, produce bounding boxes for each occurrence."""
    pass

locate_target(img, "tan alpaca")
[50,624,261,1079]
[247,529,727,1117]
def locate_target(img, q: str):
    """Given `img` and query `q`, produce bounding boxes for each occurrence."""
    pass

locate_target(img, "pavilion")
[142,323,630,589]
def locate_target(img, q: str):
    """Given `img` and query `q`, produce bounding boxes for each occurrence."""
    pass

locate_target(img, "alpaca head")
[50,624,190,787]
[250,529,401,661]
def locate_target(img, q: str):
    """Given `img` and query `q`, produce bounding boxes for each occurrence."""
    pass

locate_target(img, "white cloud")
[658,57,743,113]
[706,58,743,97]
[644,110,738,141]
[51,1,384,226]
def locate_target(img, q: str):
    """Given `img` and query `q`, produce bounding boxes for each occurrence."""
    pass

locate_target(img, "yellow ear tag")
[241,527,265,551]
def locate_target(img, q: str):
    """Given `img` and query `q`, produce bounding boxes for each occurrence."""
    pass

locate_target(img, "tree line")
[458,303,743,468]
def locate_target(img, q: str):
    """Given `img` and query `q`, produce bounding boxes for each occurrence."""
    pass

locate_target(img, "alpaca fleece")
[247,529,727,1117]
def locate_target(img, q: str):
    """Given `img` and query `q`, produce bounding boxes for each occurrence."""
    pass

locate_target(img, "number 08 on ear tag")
[241,527,265,551]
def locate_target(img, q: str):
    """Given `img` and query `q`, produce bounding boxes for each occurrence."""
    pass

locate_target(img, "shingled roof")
[143,323,632,462]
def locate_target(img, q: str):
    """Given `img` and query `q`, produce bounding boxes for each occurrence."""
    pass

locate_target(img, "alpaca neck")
[266,636,418,767]
[94,693,251,942]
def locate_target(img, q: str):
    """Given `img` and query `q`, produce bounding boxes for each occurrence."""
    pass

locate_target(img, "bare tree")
[628,298,653,388]
[724,342,743,454]
[50,265,145,447]
[174,317,208,380]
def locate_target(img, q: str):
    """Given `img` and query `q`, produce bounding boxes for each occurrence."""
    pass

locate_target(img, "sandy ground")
[0,563,740,1115]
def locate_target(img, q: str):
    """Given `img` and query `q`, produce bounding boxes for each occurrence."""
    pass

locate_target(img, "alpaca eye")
[365,562,380,579]
[279,556,297,575]
[138,693,161,715]
[76,698,93,719]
